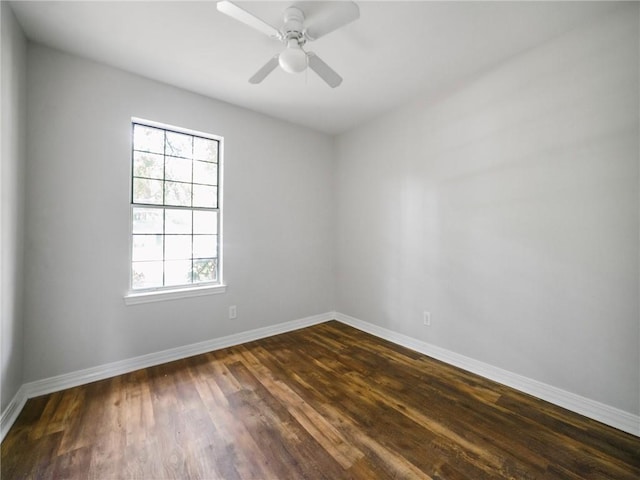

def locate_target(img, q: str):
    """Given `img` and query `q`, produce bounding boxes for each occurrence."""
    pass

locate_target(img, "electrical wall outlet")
[423,311,431,326]
[229,305,237,319]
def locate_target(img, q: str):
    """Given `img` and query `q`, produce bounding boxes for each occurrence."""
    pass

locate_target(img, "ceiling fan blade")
[217,1,281,39]
[304,1,360,41]
[307,52,342,88]
[249,55,280,84]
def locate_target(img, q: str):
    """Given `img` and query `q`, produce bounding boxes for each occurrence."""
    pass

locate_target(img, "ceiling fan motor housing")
[283,6,305,43]
[278,6,307,74]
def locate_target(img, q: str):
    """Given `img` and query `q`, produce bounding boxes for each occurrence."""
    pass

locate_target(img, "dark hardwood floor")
[2,321,639,479]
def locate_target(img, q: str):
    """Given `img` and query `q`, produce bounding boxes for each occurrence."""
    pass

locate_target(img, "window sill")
[124,284,226,305]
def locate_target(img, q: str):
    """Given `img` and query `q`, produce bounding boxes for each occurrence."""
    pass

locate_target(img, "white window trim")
[124,284,226,305]
[124,117,225,305]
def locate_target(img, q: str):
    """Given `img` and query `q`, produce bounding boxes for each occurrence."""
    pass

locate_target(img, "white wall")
[335,5,639,415]
[23,45,335,383]
[1,2,27,412]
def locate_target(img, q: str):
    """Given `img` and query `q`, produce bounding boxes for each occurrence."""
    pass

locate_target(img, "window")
[129,120,222,294]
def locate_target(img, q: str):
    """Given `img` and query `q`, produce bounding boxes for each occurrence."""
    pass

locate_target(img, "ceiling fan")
[216,1,360,88]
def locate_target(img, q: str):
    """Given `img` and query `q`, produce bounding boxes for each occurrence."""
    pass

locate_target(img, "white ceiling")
[10,1,617,135]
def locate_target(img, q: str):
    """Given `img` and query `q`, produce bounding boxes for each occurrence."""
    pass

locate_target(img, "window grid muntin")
[131,121,220,291]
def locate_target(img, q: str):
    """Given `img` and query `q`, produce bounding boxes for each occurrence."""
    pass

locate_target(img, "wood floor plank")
[2,320,639,479]
[238,347,365,470]
[264,328,547,477]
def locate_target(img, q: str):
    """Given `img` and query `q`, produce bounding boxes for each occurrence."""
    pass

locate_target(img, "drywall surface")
[335,5,639,414]
[1,3,27,412]
[23,45,334,382]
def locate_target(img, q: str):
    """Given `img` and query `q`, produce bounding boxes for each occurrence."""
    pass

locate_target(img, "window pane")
[193,259,217,283]
[165,156,192,183]
[193,210,217,235]
[165,260,192,286]
[165,131,192,158]
[193,184,216,208]
[193,160,217,186]
[133,152,164,179]
[193,235,217,258]
[193,137,217,162]
[131,123,221,290]
[165,235,192,260]
[165,209,191,234]
[134,125,164,154]
[132,207,163,233]
[132,235,163,261]
[132,261,163,289]
[165,181,192,207]
[133,178,163,204]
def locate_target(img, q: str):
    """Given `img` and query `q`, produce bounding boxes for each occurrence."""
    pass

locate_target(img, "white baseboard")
[0,311,332,441]
[334,312,640,437]
[0,385,28,441]
[3,310,638,442]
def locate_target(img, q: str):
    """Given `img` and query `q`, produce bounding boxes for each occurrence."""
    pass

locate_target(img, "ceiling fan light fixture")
[218,1,359,87]
[279,39,307,74]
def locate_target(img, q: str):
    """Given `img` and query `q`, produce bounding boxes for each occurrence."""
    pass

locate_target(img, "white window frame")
[124,118,225,305]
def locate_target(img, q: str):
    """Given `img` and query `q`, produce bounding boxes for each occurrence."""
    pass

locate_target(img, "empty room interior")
[1,0,639,478]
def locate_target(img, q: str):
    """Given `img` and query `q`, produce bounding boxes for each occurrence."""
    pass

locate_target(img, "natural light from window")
[129,120,222,294]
